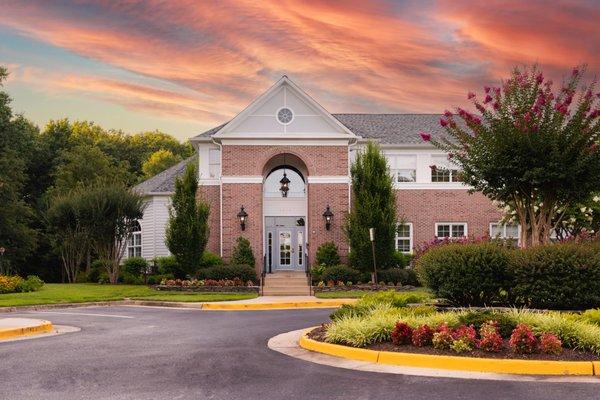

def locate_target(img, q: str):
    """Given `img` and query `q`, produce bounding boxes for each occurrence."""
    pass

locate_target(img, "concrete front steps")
[262,272,311,296]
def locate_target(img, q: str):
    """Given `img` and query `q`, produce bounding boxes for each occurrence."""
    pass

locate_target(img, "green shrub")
[415,242,513,306]
[230,237,255,267]
[198,264,257,283]
[198,252,223,269]
[511,243,600,309]
[123,257,148,276]
[391,251,409,268]
[75,271,89,283]
[316,242,340,266]
[579,309,600,326]
[377,268,419,286]
[89,260,105,283]
[147,274,174,285]
[122,272,143,285]
[19,275,44,292]
[155,256,185,278]
[321,265,360,284]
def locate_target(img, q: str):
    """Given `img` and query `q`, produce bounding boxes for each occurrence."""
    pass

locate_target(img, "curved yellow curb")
[0,320,54,340]
[299,329,596,376]
[202,299,357,311]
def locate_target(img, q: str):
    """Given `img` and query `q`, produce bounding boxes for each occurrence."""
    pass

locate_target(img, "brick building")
[131,76,509,275]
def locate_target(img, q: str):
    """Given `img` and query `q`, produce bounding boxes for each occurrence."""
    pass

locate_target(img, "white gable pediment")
[213,76,356,141]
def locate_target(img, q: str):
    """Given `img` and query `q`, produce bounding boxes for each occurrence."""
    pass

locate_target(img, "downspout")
[213,138,224,257]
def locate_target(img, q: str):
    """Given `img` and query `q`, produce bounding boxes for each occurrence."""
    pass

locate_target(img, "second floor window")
[389,155,416,183]
[431,155,461,182]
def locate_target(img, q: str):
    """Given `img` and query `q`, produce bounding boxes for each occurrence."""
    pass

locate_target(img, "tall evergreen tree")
[165,163,210,277]
[345,141,397,271]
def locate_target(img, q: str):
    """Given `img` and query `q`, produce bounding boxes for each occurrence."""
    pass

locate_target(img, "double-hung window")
[208,149,221,179]
[396,223,413,253]
[490,223,520,246]
[127,221,142,258]
[435,223,467,238]
[389,155,416,183]
[431,154,461,182]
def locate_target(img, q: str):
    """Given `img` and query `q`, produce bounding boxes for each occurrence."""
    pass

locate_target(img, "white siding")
[122,195,173,262]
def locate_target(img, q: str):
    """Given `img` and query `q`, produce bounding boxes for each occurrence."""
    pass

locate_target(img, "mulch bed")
[306,326,600,361]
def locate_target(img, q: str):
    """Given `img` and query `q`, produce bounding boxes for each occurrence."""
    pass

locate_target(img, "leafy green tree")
[50,144,132,195]
[165,163,210,277]
[230,237,255,267]
[45,191,89,283]
[430,65,600,246]
[0,66,38,271]
[345,141,398,271]
[76,182,146,283]
[142,149,182,178]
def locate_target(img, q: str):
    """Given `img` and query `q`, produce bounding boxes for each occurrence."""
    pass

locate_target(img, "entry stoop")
[262,272,311,296]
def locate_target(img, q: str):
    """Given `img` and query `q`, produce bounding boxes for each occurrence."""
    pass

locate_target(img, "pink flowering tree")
[427,65,600,247]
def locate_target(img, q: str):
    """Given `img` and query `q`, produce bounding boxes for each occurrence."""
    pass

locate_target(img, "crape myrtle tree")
[165,162,210,277]
[45,191,90,283]
[77,181,146,283]
[345,141,398,270]
[425,65,600,247]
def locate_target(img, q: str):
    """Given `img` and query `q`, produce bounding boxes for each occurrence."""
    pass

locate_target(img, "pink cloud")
[0,0,598,127]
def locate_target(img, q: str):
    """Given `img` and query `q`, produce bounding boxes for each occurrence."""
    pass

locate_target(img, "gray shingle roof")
[143,114,449,194]
[333,114,445,144]
[134,155,196,195]
[192,114,446,144]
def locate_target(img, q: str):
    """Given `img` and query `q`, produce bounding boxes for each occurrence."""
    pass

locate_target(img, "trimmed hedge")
[377,268,419,286]
[321,265,361,284]
[198,265,257,283]
[512,243,600,309]
[123,257,148,276]
[415,242,513,306]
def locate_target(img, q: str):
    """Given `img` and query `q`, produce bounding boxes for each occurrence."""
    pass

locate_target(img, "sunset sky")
[1,0,598,140]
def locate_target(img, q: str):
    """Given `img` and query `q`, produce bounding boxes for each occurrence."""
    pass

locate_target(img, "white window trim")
[396,222,413,254]
[435,222,468,238]
[489,223,521,245]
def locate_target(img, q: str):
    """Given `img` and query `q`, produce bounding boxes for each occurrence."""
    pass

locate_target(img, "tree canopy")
[429,65,600,246]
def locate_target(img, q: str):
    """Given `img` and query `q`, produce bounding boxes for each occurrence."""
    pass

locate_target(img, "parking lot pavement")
[1,305,598,400]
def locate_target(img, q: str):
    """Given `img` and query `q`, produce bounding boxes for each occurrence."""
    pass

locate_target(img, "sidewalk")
[201,296,357,310]
[0,318,54,340]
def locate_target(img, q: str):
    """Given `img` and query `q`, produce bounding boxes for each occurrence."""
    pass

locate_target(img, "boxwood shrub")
[415,242,513,306]
[511,243,600,309]
[321,265,361,284]
[198,264,257,283]
[377,268,419,286]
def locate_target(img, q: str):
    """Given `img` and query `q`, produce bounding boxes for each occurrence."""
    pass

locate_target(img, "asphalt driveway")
[1,306,598,400]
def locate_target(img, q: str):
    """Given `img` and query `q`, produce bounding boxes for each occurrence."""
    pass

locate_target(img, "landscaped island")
[306,292,600,363]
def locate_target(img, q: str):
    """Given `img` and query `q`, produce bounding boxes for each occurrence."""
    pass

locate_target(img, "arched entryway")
[262,153,308,273]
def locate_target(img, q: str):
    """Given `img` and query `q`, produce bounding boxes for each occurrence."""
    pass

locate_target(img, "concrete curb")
[0,301,129,313]
[201,299,357,311]
[299,328,598,376]
[0,319,54,340]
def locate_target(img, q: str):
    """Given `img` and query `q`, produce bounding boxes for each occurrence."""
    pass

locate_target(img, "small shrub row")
[197,264,257,283]
[415,242,600,309]
[389,320,563,355]
[160,278,255,287]
[0,275,44,294]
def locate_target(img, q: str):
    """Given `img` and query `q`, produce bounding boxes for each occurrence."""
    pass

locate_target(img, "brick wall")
[197,185,221,255]
[395,190,502,249]
[307,183,350,263]
[221,145,348,176]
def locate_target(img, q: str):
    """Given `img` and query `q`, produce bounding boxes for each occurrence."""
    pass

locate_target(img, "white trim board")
[307,176,350,184]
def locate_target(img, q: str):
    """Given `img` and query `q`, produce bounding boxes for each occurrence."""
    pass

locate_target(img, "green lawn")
[0,284,257,307]
[314,288,432,299]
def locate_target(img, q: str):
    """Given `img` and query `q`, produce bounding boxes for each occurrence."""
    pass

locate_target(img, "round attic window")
[277,107,293,124]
